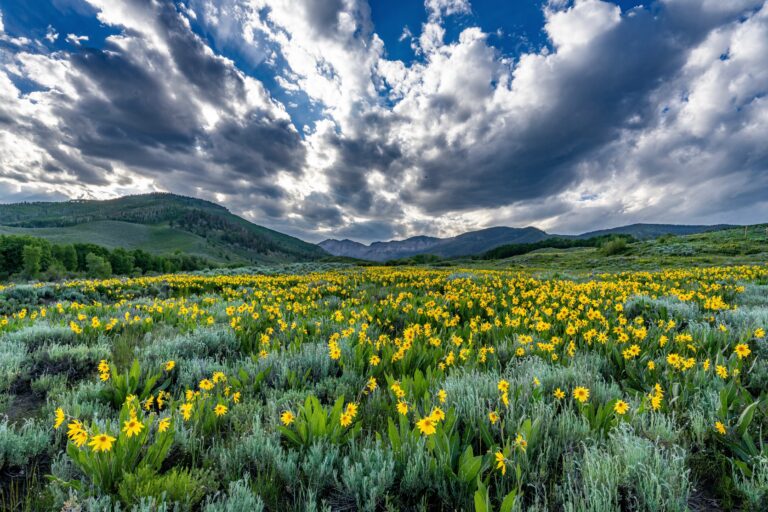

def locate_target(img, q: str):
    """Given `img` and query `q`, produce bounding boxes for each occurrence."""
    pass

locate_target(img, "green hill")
[0,193,326,264]
[476,224,768,272]
[573,223,736,240]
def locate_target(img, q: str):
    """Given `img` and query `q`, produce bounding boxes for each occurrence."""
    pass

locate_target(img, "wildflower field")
[1,265,767,511]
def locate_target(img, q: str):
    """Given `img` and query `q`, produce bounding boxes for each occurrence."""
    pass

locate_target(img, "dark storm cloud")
[156,1,247,111]
[66,48,200,153]
[1,0,305,204]
[323,219,400,242]
[323,130,403,214]
[1,0,767,242]
[294,192,344,225]
[208,114,306,180]
[397,3,750,214]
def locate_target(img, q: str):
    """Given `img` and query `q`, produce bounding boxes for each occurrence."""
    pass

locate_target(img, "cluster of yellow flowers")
[340,402,358,427]
[53,358,238,456]
[19,263,765,497]
[97,359,110,382]
[57,402,164,454]
[416,406,446,436]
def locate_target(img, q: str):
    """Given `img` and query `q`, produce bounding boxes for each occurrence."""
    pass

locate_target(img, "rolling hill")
[320,223,738,261]
[477,224,768,272]
[576,223,736,240]
[0,193,327,264]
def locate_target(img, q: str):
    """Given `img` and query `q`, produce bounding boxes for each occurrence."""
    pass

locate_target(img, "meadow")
[1,264,767,511]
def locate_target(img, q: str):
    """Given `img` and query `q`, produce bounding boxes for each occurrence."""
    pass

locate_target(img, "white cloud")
[65,33,89,45]
[425,0,471,20]
[1,0,767,243]
[45,25,59,43]
[0,10,33,46]
[545,0,621,53]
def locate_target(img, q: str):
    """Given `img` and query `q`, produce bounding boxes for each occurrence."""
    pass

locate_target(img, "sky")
[0,0,766,243]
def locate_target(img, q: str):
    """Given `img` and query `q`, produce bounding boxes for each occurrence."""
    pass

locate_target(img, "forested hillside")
[0,194,326,263]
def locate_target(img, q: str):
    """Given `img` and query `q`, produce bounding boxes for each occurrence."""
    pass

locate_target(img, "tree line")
[0,235,213,281]
[479,234,636,259]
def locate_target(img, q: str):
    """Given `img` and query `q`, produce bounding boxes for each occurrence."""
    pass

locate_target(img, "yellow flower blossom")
[495,451,507,475]
[573,387,590,403]
[734,344,751,359]
[280,411,295,426]
[122,418,144,438]
[54,408,65,429]
[180,403,193,421]
[88,433,116,453]
[416,417,436,436]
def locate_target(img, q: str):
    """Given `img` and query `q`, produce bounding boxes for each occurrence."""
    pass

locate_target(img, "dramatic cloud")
[0,0,766,242]
[1,0,304,220]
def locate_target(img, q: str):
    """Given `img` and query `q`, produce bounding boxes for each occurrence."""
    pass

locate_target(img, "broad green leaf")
[500,490,518,512]
[458,445,482,483]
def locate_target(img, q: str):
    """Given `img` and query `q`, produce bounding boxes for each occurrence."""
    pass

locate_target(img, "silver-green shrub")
[0,418,49,470]
[203,477,265,512]
[341,440,395,512]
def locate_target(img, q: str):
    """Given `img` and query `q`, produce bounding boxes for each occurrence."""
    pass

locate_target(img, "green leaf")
[733,459,752,478]
[458,445,482,483]
[387,417,401,453]
[500,490,518,512]
[277,426,301,447]
[473,481,489,512]
[735,400,760,437]
[130,359,140,382]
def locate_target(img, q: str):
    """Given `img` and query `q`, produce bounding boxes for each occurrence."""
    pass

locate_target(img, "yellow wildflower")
[122,418,144,438]
[495,451,506,475]
[54,408,65,429]
[88,433,116,452]
[280,411,295,426]
[573,387,590,403]
[416,417,437,436]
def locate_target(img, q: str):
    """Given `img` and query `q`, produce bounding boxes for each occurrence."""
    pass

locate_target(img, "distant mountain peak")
[319,226,548,261]
[319,223,737,261]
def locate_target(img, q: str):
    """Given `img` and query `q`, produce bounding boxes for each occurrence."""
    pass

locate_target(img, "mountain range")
[0,194,738,263]
[320,223,736,261]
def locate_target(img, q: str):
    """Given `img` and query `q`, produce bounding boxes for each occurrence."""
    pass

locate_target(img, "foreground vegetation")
[1,264,767,510]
